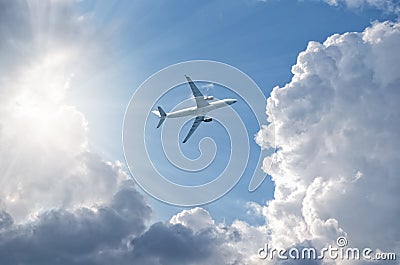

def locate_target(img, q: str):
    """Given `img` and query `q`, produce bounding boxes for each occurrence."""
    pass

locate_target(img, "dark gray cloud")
[0,186,244,265]
[0,181,152,265]
[131,223,219,265]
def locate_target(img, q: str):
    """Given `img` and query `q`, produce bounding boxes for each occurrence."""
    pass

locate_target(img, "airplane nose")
[226,99,237,105]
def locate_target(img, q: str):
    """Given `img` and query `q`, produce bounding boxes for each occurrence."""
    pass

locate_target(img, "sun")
[10,52,87,151]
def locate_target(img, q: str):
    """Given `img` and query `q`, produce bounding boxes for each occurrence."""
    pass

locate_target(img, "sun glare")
[11,52,84,148]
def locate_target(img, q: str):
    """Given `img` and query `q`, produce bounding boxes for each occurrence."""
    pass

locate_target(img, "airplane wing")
[185,75,209,108]
[183,116,204,143]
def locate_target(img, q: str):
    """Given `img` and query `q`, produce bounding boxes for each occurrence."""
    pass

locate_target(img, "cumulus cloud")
[170,207,215,233]
[133,208,268,265]
[2,1,399,265]
[0,202,267,265]
[257,20,400,262]
[0,181,152,265]
[0,0,119,222]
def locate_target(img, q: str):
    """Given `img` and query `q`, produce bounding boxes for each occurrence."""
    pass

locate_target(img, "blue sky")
[66,0,396,223]
[1,1,399,264]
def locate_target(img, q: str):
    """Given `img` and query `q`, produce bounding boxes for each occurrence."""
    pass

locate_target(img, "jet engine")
[203,117,212,122]
[204,96,214,100]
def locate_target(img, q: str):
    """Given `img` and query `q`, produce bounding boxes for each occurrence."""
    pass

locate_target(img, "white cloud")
[168,208,267,264]
[170,207,215,233]
[323,0,400,14]
[1,1,399,264]
[0,1,122,223]
[256,0,400,14]
[258,20,400,260]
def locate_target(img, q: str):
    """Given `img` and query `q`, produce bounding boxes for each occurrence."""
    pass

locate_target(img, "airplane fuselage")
[153,75,237,142]
[165,98,237,118]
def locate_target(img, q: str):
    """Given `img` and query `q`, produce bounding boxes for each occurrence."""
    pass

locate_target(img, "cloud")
[170,207,215,233]
[1,1,399,264]
[130,222,221,265]
[0,181,152,265]
[0,202,266,265]
[0,0,118,222]
[132,208,269,265]
[323,0,400,14]
[256,0,400,14]
[257,20,400,260]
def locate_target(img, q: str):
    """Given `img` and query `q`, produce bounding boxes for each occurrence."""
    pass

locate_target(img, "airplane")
[152,75,237,143]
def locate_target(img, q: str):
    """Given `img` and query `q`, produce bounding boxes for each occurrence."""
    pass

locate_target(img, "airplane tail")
[155,106,166,128]
[157,106,166,117]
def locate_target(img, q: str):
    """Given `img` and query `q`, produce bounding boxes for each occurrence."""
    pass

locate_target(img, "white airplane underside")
[152,75,237,143]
